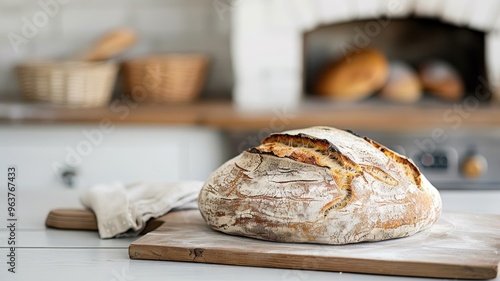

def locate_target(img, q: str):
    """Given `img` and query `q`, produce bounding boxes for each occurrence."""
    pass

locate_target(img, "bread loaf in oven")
[315,49,389,101]
[198,127,442,244]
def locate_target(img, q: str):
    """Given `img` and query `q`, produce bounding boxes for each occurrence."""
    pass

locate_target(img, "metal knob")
[461,154,487,179]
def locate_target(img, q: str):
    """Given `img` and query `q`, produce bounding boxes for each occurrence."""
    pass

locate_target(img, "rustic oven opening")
[304,17,489,100]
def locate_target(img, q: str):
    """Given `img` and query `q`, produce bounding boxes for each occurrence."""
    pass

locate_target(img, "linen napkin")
[80,181,203,239]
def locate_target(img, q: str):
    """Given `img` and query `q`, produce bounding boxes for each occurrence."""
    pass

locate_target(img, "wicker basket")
[122,55,208,103]
[16,61,118,108]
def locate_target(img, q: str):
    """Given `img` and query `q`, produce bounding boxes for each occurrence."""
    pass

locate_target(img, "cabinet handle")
[60,169,77,188]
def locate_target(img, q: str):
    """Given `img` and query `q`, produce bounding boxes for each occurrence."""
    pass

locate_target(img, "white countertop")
[1,188,500,281]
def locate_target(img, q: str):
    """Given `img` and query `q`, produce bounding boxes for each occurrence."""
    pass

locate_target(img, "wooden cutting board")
[129,210,500,280]
[45,209,176,234]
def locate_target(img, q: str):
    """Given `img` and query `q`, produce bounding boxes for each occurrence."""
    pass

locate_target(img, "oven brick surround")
[232,0,500,109]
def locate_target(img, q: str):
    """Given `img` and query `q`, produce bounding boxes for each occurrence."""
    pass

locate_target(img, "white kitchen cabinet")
[0,125,228,189]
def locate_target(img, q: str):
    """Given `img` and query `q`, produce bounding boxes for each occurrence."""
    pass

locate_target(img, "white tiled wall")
[0,0,232,99]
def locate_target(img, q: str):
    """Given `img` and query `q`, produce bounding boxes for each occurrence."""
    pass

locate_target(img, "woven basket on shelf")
[16,61,118,108]
[122,55,208,103]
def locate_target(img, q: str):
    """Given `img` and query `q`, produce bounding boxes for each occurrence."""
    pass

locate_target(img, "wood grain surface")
[2,100,500,131]
[45,209,171,235]
[129,210,500,280]
[45,209,98,230]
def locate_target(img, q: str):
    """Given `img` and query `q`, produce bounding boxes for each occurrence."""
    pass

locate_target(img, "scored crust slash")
[198,126,442,245]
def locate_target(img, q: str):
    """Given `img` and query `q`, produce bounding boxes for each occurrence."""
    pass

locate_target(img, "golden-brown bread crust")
[380,61,422,103]
[82,29,137,61]
[315,49,389,101]
[419,60,464,101]
[198,126,442,245]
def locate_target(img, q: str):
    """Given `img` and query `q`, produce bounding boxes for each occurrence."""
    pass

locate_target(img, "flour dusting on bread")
[198,126,442,245]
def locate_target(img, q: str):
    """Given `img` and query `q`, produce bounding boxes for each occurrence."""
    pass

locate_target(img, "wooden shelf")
[1,100,499,131]
[0,101,199,125]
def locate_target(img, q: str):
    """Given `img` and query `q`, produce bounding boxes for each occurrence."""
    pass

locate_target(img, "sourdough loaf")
[198,127,442,245]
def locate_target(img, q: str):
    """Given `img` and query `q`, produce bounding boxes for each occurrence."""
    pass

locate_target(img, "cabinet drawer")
[0,125,226,189]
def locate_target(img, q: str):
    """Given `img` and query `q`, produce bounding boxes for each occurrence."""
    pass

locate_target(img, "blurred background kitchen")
[0,0,499,191]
